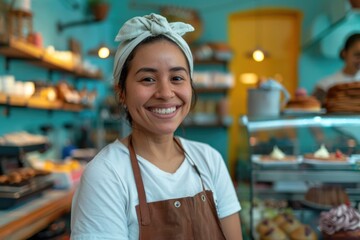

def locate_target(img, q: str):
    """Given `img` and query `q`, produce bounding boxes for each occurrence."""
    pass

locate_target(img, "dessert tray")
[0,175,53,209]
[252,155,303,166]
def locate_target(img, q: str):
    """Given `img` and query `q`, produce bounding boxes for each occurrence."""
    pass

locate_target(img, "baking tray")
[0,142,49,157]
[0,176,54,209]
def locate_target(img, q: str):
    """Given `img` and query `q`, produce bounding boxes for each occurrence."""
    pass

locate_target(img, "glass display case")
[239,114,360,240]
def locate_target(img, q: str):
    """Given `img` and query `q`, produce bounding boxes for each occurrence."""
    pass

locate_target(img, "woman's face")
[124,39,192,136]
[343,40,360,74]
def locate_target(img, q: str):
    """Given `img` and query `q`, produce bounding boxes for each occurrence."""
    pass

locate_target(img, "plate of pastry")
[252,146,302,166]
[302,144,352,166]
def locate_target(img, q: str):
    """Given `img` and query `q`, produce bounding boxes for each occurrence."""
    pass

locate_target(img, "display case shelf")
[240,114,360,131]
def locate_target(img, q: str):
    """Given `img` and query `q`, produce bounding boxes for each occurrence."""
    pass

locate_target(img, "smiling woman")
[70,13,243,240]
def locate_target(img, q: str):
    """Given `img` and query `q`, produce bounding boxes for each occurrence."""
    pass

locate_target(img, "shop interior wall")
[1,0,356,162]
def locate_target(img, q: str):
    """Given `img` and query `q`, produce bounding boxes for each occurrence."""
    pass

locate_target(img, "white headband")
[113,13,195,83]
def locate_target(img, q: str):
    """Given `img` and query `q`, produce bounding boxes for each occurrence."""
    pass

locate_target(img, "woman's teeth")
[151,107,176,115]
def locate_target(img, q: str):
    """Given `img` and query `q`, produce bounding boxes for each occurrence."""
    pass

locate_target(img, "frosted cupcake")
[319,204,360,239]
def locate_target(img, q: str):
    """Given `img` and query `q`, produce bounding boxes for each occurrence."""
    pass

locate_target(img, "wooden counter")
[0,188,75,240]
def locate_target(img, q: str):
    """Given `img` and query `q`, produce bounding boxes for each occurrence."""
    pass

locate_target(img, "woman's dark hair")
[340,33,360,59]
[116,35,197,125]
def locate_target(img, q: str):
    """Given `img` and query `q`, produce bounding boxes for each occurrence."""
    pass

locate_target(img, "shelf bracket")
[2,96,11,117]
[5,57,11,72]
[57,18,100,33]
[47,69,54,81]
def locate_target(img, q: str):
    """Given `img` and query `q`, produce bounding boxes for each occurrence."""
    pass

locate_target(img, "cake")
[285,88,321,112]
[319,204,360,239]
[260,146,297,161]
[326,82,360,113]
[304,185,350,208]
[290,225,318,240]
[304,144,348,162]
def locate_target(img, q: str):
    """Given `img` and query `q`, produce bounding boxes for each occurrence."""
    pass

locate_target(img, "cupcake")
[260,227,287,240]
[285,88,321,112]
[319,204,360,239]
[273,212,295,226]
[279,217,302,235]
[256,218,277,236]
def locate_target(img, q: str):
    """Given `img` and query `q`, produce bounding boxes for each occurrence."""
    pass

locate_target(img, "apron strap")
[128,135,151,226]
[174,137,206,192]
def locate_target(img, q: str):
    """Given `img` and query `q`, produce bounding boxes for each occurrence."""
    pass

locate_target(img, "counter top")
[0,187,75,240]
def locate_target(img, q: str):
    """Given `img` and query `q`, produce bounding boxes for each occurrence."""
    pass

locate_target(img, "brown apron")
[128,136,227,240]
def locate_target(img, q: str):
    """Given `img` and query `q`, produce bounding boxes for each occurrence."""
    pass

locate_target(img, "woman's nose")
[155,81,175,99]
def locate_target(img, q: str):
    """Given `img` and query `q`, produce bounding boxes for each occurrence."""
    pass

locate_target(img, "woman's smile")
[148,106,178,115]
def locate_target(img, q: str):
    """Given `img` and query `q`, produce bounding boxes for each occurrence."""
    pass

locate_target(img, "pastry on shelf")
[284,88,321,112]
[256,218,278,236]
[319,204,360,239]
[260,145,297,161]
[260,227,287,240]
[290,225,318,240]
[303,144,348,162]
[273,212,295,226]
[279,217,302,235]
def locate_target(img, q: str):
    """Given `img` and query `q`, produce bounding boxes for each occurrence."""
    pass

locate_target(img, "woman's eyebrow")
[170,66,188,73]
[135,66,188,74]
[135,67,157,74]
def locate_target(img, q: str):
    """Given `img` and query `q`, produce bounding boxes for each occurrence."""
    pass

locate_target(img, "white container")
[2,75,15,94]
[24,81,35,98]
[247,88,281,118]
[12,0,31,12]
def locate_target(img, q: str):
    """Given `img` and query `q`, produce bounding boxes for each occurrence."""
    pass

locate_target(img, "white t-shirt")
[316,71,360,91]
[70,138,241,240]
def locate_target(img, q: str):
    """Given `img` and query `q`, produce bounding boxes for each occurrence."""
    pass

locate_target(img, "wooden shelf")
[0,94,91,113]
[0,36,102,80]
[0,37,44,59]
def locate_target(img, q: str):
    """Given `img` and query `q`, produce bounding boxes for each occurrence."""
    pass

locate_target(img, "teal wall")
[1,0,358,160]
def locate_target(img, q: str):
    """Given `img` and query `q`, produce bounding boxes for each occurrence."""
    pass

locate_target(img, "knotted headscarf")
[113,13,195,83]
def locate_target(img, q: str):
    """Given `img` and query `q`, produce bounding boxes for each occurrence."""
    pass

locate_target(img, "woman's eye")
[142,77,155,82]
[172,76,184,82]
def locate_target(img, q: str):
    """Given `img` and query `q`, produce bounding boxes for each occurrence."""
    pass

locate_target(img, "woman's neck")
[127,131,184,172]
[342,66,358,76]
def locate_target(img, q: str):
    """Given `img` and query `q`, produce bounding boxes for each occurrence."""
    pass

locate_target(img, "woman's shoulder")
[83,139,131,176]
[177,137,223,165]
[177,137,217,153]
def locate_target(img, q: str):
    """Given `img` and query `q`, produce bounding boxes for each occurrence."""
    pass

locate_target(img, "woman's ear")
[119,91,126,107]
[340,49,346,60]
